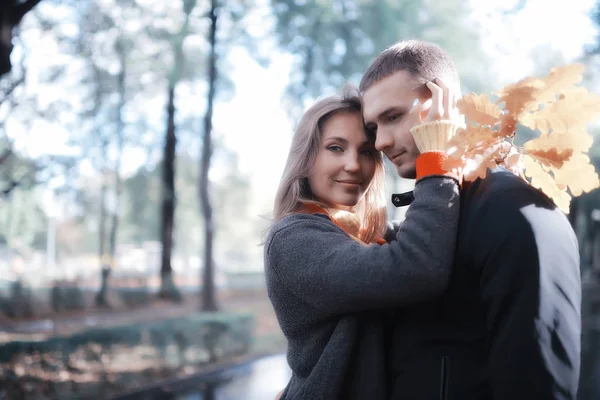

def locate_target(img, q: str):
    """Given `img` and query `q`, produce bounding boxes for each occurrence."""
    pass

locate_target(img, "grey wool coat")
[264,175,461,400]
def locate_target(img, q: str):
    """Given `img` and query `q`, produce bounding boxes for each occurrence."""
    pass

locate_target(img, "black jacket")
[387,169,582,400]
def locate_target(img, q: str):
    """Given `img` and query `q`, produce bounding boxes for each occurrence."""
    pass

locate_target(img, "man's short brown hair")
[359,40,461,95]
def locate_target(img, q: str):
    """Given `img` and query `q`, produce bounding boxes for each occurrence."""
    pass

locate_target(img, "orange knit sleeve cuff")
[415,151,459,182]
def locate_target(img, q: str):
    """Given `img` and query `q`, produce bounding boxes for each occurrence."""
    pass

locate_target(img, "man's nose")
[374,130,393,152]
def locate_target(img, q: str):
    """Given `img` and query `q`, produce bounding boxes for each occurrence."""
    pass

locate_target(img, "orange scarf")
[301,203,386,246]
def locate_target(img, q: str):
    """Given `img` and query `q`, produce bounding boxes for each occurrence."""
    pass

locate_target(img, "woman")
[265,85,462,399]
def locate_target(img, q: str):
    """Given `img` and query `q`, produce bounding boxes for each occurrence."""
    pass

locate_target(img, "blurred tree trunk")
[1,3,37,196]
[95,167,109,306]
[200,0,218,312]
[0,74,29,197]
[0,0,42,77]
[106,37,127,297]
[159,83,180,300]
[158,0,195,301]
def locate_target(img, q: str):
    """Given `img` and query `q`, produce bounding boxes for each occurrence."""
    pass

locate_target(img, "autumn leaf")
[462,142,508,182]
[519,87,600,134]
[448,63,600,213]
[523,133,578,168]
[504,148,523,176]
[552,152,600,196]
[524,64,585,112]
[444,126,500,170]
[496,76,543,117]
[457,93,501,126]
[527,148,573,169]
[523,155,571,212]
[524,131,593,154]
[447,126,498,152]
[551,191,571,214]
[498,114,518,138]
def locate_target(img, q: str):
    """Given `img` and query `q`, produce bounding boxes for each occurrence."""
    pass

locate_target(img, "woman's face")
[308,111,378,210]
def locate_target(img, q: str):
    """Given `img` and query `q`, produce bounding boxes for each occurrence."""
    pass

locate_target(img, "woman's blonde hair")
[273,87,387,243]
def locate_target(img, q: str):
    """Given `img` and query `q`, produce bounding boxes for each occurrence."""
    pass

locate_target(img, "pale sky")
[6,0,600,218]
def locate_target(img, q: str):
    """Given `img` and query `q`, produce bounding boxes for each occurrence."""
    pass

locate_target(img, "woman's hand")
[422,78,460,122]
[409,78,462,155]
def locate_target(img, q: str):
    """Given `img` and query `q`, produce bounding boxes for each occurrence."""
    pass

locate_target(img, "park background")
[1,0,600,398]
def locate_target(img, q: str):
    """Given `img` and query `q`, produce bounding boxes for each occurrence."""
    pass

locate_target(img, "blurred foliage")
[0,0,598,396]
[271,0,490,117]
[0,0,597,291]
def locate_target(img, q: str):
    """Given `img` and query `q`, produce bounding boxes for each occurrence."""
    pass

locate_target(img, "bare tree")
[107,37,127,289]
[158,0,196,301]
[200,0,218,311]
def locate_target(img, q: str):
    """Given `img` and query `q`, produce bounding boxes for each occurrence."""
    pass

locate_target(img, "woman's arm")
[265,174,459,315]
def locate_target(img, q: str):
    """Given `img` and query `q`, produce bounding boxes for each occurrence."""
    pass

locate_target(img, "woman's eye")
[388,114,402,122]
[360,149,374,156]
[327,145,343,152]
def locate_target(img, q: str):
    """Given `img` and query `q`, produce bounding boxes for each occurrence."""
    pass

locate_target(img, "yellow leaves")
[527,148,573,169]
[447,125,498,151]
[553,153,600,196]
[519,88,600,134]
[457,94,500,126]
[496,64,585,118]
[521,132,600,211]
[453,63,600,213]
[445,126,506,180]
[504,149,522,171]
[523,155,572,213]
[524,131,594,153]
[463,142,509,182]
[498,114,518,138]
[520,152,600,213]
[527,64,585,111]
[523,134,576,169]
[496,76,541,117]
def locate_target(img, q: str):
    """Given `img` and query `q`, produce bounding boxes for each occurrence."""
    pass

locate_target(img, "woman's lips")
[336,180,361,189]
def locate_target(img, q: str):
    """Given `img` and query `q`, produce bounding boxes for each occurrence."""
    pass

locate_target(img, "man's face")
[362,70,428,179]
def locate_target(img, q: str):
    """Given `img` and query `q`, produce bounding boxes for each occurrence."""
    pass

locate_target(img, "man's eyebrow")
[364,105,407,127]
[377,106,408,120]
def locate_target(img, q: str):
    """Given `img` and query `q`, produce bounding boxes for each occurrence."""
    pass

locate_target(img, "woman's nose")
[344,154,360,172]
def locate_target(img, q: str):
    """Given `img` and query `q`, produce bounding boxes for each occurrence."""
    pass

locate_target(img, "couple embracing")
[265,40,581,400]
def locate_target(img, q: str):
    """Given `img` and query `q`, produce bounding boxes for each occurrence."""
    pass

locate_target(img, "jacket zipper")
[440,356,449,400]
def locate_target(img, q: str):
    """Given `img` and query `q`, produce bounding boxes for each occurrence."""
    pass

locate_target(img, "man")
[361,40,582,399]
